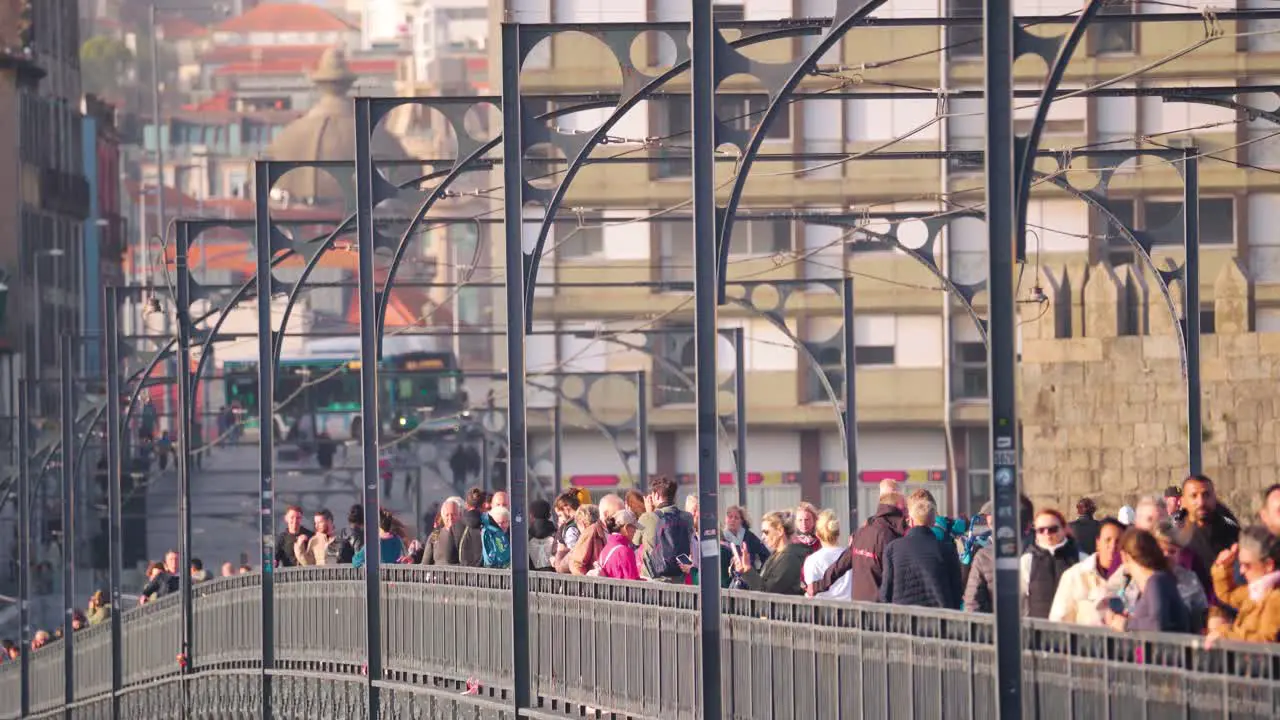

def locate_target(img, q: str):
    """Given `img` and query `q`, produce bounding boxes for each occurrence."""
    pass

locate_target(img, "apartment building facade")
[0,0,90,421]
[470,0,1280,516]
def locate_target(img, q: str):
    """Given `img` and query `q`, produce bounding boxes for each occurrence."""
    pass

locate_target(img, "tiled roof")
[159,17,207,40]
[213,3,357,34]
[201,44,330,64]
[213,57,398,77]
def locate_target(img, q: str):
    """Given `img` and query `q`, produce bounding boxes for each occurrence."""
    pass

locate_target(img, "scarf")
[723,527,747,546]
[1248,570,1280,603]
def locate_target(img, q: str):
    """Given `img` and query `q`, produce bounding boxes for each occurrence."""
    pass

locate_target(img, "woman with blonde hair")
[792,502,821,555]
[802,510,850,599]
[731,512,808,595]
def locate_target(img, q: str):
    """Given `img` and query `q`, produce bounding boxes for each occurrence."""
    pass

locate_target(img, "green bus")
[222,335,465,441]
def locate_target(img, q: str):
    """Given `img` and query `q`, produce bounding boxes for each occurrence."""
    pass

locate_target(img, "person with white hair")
[1131,495,1167,531]
[1117,505,1136,526]
[879,493,963,608]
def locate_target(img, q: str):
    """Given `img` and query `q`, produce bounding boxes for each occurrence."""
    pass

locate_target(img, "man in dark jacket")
[1069,497,1101,555]
[457,487,489,567]
[879,493,962,609]
[275,505,314,568]
[1177,474,1239,590]
[806,492,906,600]
[327,504,365,565]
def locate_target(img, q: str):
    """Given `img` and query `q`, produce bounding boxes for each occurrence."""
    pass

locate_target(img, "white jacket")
[1048,554,1111,626]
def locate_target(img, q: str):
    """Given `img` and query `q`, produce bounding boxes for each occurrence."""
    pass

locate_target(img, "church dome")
[265,48,408,205]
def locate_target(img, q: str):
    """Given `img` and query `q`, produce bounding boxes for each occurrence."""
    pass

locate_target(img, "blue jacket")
[878,526,963,609]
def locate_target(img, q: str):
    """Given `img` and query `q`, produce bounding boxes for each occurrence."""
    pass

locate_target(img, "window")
[1097,199,1138,267]
[946,96,984,173]
[652,98,691,179]
[717,95,791,141]
[555,214,605,259]
[1092,0,1135,55]
[659,221,692,284]
[655,325,695,405]
[712,2,744,22]
[964,426,990,513]
[1199,308,1216,335]
[845,97,940,143]
[1145,198,1234,246]
[952,342,987,400]
[948,0,982,60]
[729,218,791,256]
[800,315,896,402]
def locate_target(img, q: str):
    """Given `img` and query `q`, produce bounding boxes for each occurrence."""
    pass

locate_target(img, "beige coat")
[1048,554,1110,626]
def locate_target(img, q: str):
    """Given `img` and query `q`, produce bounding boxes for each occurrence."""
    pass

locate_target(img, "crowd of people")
[4,474,1278,664]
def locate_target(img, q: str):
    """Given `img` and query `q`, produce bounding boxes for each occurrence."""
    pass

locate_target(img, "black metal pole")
[500,22,532,713]
[841,278,860,531]
[17,379,31,718]
[60,334,76,718]
[636,371,648,489]
[174,222,195,685]
[1182,151,1203,476]
[103,287,124,720]
[552,398,563,493]
[733,328,747,508]
[690,4,724,717]
[252,161,276,720]
[353,99,384,717]
[984,1,1024,717]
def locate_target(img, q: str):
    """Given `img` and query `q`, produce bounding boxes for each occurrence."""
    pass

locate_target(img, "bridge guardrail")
[4,567,1280,719]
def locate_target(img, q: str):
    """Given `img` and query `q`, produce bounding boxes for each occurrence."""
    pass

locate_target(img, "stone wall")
[1018,259,1279,515]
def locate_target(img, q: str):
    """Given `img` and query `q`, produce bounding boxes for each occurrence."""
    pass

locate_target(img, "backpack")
[647,508,693,579]
[528,536,555,570]
[481,523,511,568]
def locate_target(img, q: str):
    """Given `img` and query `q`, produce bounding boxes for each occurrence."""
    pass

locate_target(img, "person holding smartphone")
[1100,527,1192,634]
[730,512,807,595]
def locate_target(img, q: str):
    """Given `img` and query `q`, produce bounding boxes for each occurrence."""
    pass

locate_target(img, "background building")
[478,0,1280,516]
[0,0,90,419]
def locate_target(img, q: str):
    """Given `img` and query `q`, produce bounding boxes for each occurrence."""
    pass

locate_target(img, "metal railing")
[4,567,1279,719]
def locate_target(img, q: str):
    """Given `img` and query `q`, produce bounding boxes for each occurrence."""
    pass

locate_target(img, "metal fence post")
[636,371,648,489]
[1182,151,1203,477]
[500,21,532,713]
[983,1,1024,717]
[103,287,124,720]
[690,4,724,718]
[841,277,860,531]
[17,379,30,718]
[60,333,76,719]
[253,161,277,720]
[175,221,196,690]
[353,98,384,718]
[733,328,747,508]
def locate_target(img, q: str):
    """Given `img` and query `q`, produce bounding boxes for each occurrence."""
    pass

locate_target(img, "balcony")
[40,168,90,219]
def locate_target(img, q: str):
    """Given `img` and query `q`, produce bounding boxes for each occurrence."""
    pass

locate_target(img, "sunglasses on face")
[1035,525,1062,535]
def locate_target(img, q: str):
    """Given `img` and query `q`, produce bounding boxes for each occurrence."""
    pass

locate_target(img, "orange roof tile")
[201,44,331,65]
[159,17,207,40]
[213,4,357,34]
[213,58,397,77]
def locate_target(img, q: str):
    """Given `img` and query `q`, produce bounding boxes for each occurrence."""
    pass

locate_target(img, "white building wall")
[558,430,637,478]
[819,428,947,472]
[674,429,799,474]
[1248,194,1280,282]
[895,315,943,368]
[602,212,650,261]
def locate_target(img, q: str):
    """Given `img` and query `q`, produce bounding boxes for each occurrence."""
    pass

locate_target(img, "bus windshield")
[221,350,463,439]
